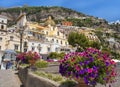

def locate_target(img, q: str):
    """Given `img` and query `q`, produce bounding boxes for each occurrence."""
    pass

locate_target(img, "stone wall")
[18,67,28,85]
[18,67,59,87]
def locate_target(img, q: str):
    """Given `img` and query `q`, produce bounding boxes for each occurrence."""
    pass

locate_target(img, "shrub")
[35,60,48,68]
[48,52,65,59]
[34,71,64,83]
[60,80,76,87]
[52,75,63,82]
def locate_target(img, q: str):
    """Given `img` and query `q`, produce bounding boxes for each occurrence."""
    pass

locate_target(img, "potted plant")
[17,51,40,66]
[59,48,116,87]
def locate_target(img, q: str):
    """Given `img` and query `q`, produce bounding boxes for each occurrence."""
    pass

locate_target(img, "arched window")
[10,36,14,40]
[1,25,4,29]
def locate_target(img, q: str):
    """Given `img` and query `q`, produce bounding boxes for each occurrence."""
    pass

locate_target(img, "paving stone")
[0,70,22,87]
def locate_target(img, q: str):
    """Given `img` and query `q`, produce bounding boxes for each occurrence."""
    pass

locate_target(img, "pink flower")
[75,65,80,71]
[110,60,116,65]
[87,68,93,73]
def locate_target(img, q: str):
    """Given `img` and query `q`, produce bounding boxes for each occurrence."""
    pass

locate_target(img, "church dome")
[44,16,55,26]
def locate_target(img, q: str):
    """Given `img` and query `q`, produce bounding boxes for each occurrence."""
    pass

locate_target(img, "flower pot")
[28,60,35,65]
[75,78,89,87]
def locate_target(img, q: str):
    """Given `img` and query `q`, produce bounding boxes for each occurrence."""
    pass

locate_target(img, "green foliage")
[0,6,108,27]
[111,51,120,59]
[48,52,65,59]
[48,52,58,59]
[65,18,106,27]
[68,32,101,50]
[52,75,63,82]
[60,80,76,87]
[35,60,48,68]
[58,52,65,59]
[89,41,101,49]
[34,71,64,83]
[68,32,89,48]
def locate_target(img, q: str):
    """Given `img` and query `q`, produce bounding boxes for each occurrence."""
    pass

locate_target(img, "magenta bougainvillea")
[16,51,40,64]
[59,48,116,86]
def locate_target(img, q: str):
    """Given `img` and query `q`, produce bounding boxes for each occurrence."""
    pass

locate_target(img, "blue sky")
[0,0,120,22]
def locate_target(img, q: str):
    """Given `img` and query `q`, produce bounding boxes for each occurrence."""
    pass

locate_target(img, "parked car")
[46,59,59,62]
[112,59,120,65]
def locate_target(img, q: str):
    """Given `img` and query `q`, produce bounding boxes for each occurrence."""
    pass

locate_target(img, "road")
[0,70,22,87]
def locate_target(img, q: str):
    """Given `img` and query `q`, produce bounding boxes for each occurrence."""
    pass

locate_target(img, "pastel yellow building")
[16,13,70,54]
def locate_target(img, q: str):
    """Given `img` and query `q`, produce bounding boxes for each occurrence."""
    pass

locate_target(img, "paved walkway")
[0,70,22,87]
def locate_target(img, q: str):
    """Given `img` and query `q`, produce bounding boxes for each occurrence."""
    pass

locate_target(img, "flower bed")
[34,71,77,87]
[59,48,116,86]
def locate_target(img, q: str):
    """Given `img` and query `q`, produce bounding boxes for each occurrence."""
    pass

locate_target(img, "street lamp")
[19,27,24,53]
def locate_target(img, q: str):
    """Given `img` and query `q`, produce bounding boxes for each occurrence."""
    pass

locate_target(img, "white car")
[112,59,120,63]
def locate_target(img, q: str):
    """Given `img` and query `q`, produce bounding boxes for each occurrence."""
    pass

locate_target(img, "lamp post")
[19,27,24,53]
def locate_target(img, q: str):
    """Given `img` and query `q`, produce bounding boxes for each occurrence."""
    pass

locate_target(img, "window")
[47,47,50,52]
[1,25,4,29]
[32,43,34,45]
[56,40,58,43]
[14,44,19,50]
[52,39,54,42]
[33,33,35,36]
[46,31,48,35]
[37,45,41,52]
[31,47,35,51]
[46,39,48,41]
[37,35,39,39]
[24,42,27,47]
[61,41,63,44]
[0,37,2,41]
[65,42,67,45]
[10,36,14,40]
[0,46,1,50]
[57,32,59,36]
[2,20,4,23]
[55,48,58,52]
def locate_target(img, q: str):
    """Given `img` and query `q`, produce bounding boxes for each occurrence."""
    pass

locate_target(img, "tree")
[89,41,101,49]
[68,32,102,51]
[68,32,89,49]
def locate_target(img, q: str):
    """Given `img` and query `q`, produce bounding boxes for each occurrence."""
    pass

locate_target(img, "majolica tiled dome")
[44,16,55,26]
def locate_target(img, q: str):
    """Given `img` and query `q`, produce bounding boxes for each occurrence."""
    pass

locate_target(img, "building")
[79,28,100,41]
[15,12,71,55]
[0,15,20,65]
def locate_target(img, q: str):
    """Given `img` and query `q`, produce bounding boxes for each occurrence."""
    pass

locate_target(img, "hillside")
[0,6,109,28]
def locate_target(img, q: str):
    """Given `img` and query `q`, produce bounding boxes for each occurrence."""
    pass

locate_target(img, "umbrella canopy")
[4,49,17,54]
[3,49,17,61]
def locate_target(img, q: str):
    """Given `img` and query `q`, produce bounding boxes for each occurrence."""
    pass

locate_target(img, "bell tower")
[0,15,8,32]
[16,11,27,29]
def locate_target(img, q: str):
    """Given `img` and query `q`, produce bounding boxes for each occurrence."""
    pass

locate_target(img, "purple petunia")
[59,47,116,86]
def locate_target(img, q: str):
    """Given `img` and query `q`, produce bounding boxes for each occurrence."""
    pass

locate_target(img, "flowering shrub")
[59,48,116,86]
[16,51,40,64]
